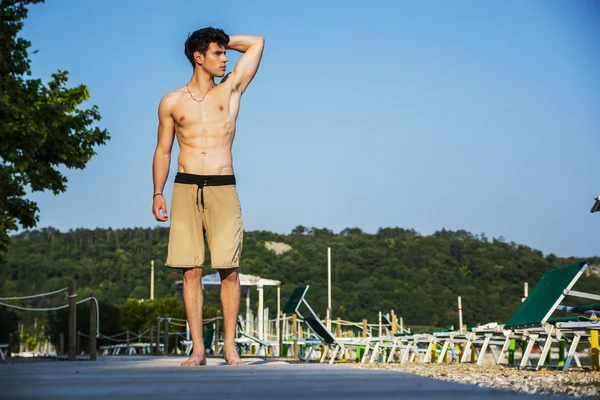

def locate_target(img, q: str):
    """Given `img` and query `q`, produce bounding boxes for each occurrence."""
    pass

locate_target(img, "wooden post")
[457,296,463,334]
[292,314,298,360]
[126,331,130,355]
[150,260,155,300]
[298,319,304,360]
[89,293,97,361]
[215,318,220,355]
[378,311,382,340]
[149,327,154,356]
[155,319,161,355]
[68,280,77,361]
[278,313,284,357]
[163,315,169,356]
[336,317,341,337]
[59,333,64,356]
[392,315,398,334]
[362,319,367,338]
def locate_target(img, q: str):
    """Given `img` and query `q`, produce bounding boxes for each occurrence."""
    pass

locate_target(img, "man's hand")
[152,195,169,222]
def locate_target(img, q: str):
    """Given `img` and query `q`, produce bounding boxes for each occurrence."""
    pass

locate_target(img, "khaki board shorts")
[165,173,243,269]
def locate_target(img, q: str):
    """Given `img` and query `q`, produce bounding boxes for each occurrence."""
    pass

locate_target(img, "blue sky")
[19,0,599,257]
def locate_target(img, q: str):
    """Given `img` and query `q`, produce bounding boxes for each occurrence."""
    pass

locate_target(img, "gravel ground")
[344,363,600,398]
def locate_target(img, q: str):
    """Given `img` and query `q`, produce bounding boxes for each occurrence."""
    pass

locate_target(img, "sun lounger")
[236,315,273,357]
[488,261,594,370]
[282,285,346,364]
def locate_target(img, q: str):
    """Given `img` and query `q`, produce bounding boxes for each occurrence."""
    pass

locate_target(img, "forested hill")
[1,226,598,328]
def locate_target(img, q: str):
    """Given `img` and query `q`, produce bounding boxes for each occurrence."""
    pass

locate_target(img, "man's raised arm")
[227,35,265,93]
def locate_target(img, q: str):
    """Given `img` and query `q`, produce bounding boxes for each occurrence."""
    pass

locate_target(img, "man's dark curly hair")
[184,27,230,68]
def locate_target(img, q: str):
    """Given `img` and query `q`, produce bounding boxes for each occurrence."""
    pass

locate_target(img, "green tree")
[0,0,110,258]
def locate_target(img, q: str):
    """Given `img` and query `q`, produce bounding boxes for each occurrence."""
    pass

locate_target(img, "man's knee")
[183,267,203,284]
[219,267,239,284]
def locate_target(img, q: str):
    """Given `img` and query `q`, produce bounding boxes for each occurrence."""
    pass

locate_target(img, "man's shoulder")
[162,88,186,102]
[159,88,186,109]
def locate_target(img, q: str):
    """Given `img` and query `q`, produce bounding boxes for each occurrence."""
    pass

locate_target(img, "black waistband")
[175,172,236,186]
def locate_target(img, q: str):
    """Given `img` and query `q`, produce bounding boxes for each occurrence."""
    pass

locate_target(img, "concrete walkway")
[1,356,569,400]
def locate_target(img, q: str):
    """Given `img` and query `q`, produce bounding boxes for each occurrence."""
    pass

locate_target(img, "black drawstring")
[195,178,211,210]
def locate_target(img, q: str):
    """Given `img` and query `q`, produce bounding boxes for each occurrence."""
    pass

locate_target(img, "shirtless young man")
[151,27,264,366]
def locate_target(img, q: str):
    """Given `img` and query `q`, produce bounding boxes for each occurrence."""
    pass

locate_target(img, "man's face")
[195,42,228,77]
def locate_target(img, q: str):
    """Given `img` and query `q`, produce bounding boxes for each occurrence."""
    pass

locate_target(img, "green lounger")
[498,261,594,370]
[282,285,346,364]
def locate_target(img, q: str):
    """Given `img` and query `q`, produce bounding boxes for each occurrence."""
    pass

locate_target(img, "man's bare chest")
[173,89,235,126]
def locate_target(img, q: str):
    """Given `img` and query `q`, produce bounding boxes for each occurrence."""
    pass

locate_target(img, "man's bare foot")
[181,353,207,367]
[223,347,245,366]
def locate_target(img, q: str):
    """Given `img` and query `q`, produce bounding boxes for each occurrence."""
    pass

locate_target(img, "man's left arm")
[227,35,265,93]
